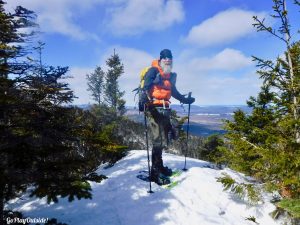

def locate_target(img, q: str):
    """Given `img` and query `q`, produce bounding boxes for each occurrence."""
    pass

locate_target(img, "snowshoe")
[161,170,183,189]
[136,174,150,182]
[137,172,170,185]
[153,173,171,185]
[169,170,182,178]
[137,169,183,189]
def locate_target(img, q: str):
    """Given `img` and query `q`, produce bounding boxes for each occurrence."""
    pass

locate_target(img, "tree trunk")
[283,0,300,143]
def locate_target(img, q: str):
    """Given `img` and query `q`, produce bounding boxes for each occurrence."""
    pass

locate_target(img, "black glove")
[181,96,195,104]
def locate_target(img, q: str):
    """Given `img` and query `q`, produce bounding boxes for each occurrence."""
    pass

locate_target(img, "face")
[160,57,173,74]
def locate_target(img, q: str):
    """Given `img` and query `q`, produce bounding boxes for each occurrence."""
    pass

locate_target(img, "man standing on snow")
[143,49,195,185]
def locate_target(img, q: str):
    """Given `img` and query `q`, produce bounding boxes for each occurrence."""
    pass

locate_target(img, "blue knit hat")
[160,49,173,60]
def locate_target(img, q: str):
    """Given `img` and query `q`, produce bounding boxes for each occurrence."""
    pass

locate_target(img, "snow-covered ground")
[7,150,280,225]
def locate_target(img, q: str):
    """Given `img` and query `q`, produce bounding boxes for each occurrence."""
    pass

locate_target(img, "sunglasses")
[161,57,172,61]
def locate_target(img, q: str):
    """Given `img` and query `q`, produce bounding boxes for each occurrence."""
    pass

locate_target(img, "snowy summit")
[8,150,279,225]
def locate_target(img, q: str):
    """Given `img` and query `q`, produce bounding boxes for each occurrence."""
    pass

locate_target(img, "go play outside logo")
[6,217,49,224]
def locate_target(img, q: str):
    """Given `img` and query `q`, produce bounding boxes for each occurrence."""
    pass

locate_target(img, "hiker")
[143,49,195,185]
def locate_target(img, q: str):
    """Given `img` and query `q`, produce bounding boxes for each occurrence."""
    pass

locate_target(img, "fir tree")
[104,51,126,116]
[222,0,300,199]
[0,2,124,222]
[0,1,37,221]
[0,1,37,77]
[253,0,300,143]
[86,66,105,106]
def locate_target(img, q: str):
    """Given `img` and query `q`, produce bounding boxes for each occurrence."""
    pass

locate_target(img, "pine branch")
[217,173,262,205]
[253,16,287,44]
[241,137,259,149]
[245,216,259,224]
[252,56,275,70]
[271,0,291,41]
[253,56,289,88]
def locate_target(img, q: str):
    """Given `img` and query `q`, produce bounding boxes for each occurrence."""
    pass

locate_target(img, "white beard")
[160,61,172,74]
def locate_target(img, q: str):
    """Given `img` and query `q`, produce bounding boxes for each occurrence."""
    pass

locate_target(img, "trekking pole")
[183,92,192,171]
[144,105,154,193]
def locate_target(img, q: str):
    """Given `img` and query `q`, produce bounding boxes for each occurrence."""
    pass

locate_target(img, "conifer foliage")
[85,51,129,158]
[0,1,37,220]
[104,52,126,116]
[86,66,105,106]
[86,51,126,116]
[0,1,121,222]
[222,0,300,199]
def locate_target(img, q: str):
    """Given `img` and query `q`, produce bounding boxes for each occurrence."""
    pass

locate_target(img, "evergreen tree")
[0,1,37,221]
[85,55,129,169]
[0,2,124,222]
[222,0,300,199]
[86,66,105,105]
[253,0,300,143]
[202,134,225,167]
[104,51,126,115]
[0,1,37,77]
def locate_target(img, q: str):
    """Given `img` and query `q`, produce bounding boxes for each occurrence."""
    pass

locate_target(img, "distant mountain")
[125,105,252,137]
[74,105,251,137]
[169,104,252,115]
[75,104,252,115]
[182,122,226,137]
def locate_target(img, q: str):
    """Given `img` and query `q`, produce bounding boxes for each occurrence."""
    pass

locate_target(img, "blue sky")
[5,0,300,106]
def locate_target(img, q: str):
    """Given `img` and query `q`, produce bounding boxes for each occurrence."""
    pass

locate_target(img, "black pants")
[146,107,172,177]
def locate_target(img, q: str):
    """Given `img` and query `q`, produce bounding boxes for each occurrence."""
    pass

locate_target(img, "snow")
[6,150,280,225]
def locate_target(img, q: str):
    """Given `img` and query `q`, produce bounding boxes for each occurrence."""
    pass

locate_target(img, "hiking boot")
[160,166,172,177]
[150,173,171,185]
[158,173,171,185]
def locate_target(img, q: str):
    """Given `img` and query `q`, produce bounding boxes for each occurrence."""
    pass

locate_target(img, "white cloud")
[68,46,260,106]
[4,0,103,40]
[114,47,257,106]
[172,67,261,105]
[193,73,262,105]
[67,47,154,105]
[107,0,185,36]
[67,67,94,105]
[173,48,259,105]
[4,0,184,39]
[187,48,253,72]
[111,47,154,106]
[183,8,266,47]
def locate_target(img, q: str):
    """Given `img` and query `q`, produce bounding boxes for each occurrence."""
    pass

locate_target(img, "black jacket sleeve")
[170,73,185,102]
